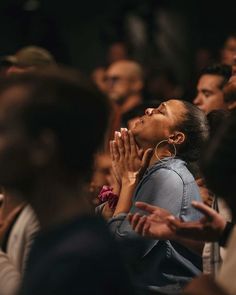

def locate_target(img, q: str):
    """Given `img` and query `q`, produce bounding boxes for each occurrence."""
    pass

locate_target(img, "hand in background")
[129,201,227,243]
[168,201,227,242]
[128,202,177,239]
[101,202,115,220]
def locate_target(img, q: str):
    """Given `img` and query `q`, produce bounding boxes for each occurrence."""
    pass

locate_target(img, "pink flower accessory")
[98,185,119,210]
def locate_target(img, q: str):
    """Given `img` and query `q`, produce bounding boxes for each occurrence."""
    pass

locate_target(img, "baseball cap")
[0,46,55,68]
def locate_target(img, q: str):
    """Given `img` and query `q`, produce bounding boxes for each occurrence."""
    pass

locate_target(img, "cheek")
[117,83,131,94]
[208,94,224,107]
[133,120,170,147]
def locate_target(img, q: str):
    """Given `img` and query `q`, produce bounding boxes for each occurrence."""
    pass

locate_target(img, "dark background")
[0,0,235,91]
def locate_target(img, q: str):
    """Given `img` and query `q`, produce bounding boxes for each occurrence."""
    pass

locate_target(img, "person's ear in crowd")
[221,34,236,66]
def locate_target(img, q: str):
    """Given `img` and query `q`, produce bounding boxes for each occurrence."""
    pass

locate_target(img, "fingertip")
[135,202,145,210]
[167,215,175,221]
[191,201,200,208]
[135,201,142,207]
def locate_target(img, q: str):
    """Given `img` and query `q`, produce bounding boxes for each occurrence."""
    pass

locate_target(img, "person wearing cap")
[0,46,55,76]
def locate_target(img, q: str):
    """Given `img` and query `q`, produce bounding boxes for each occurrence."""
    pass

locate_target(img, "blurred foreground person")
[0,68,134,295]
[0,45,56,295]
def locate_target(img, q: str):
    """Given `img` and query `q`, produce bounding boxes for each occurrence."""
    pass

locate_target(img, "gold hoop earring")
[154,139,176,163]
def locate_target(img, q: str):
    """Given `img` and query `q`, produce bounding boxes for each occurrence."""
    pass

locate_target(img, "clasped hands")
[110,128,153,192]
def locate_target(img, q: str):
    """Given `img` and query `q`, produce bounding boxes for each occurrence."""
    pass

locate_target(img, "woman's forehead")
[166,99,183,106]
[161,99,185,112]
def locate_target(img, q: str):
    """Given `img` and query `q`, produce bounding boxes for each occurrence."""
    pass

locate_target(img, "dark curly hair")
[200,64,232,89]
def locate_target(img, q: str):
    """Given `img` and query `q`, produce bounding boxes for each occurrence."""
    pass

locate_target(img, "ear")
[30,130,57,167]
[227,101,236,110]
[168,132,185,145]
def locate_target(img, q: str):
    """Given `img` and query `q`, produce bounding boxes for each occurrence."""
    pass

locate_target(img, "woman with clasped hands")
[108,100,209,293]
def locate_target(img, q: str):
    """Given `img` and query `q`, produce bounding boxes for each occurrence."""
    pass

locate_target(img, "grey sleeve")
[0,251,21,295]
[0,208,39,295]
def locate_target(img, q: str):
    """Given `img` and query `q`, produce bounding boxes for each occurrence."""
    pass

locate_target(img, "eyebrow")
[201,88,213,93]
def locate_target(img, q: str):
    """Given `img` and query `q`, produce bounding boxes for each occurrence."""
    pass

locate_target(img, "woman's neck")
[149,146,172,167]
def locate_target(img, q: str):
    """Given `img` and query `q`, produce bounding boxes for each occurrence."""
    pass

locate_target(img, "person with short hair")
[0,46,55,76]
[193,64,231,114]
[105,60,144,115]
[0,67,134,295]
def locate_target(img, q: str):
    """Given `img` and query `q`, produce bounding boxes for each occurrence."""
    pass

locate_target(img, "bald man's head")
[105,60,144,104]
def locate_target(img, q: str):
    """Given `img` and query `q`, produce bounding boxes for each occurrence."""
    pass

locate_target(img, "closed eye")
[156,108,165,115]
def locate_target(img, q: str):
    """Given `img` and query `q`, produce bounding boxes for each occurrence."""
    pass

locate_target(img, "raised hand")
[168,201,227,242]
[128,202,177,239]
[111,128,153,185]
[110,129,152,216]
[129,200,228,243]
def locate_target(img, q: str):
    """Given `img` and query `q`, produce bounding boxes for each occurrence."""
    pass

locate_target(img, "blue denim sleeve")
[132,168,184,217]
[108,169,185,247]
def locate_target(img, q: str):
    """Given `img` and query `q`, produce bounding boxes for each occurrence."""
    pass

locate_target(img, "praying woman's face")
[131,99,186,149]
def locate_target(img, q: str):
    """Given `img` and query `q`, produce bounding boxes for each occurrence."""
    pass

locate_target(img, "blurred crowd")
[0,31,236,295]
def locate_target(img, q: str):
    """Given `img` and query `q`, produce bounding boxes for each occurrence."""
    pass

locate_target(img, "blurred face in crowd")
[131,99,186,149]
[231,54,236,78]
[107,42,128,65]
[105,61,143,104]
[91,67,108,93]
[91,153,112,192]
[89,153,112,206]
[193,74,227,114]
[0,86,35,187]
[221,37,236,66]
[6,64,35,76]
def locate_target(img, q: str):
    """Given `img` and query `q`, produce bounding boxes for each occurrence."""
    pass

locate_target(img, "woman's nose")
[145,108,154,115]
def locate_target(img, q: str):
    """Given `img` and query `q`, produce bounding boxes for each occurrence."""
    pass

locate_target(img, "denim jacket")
[108,157,202,293]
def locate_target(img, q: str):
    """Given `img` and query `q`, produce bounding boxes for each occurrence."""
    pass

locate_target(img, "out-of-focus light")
[23,0,40,11]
